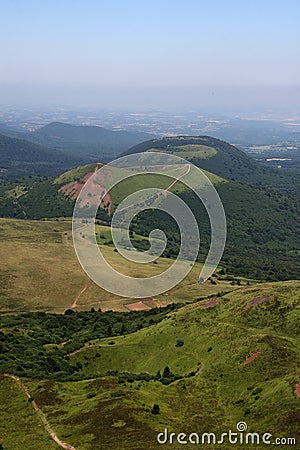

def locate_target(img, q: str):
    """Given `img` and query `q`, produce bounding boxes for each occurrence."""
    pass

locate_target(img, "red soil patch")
[248,297,268,307]
[124,301,152,311]
[71,278,92,309]
[59,166,112,215]
[294,383,300,398]
[200,299,218,308]
[242,351,261,366]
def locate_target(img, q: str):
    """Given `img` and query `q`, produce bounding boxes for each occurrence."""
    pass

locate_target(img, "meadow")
[0,218,240,314]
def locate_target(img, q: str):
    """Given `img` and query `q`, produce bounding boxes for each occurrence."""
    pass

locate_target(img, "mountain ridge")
[28,121,155,159]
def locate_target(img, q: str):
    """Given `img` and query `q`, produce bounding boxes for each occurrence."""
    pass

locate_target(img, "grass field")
[0,218,240,313]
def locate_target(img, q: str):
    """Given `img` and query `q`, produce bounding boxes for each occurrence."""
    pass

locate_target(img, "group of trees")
[0,305,180,380]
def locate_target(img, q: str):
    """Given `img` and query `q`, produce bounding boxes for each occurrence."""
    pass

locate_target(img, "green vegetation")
[124,135,300,191]
[0,281,299,449]
[0,132,85,181]
[1,134,299,281]
[0,134,299,449]
[0,167,299,281]
[0,304,180,379]
[129,180,300,280]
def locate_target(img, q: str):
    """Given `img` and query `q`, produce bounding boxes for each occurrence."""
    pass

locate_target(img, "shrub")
[151,404,160,415]
[86,392,96,399]
[110,391,125,398]
[176,339,184,347]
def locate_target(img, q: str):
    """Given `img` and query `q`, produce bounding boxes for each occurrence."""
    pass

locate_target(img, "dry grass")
[0,218,238,313]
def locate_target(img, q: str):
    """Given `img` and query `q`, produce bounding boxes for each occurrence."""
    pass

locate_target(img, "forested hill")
[0,133,84,180]
[28,122,155,159]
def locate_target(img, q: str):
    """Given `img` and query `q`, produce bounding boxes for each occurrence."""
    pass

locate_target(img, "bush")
[151,404,160,415]
[86,392,96,399]
[176,339,184,347]
[110,391,125,398]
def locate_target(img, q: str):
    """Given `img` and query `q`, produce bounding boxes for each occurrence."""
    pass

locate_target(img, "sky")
[0,0,299,109]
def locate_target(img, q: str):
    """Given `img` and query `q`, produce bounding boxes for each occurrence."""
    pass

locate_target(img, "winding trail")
[164,163,191,192]
[4,374,76,450]
[71,278,92,309]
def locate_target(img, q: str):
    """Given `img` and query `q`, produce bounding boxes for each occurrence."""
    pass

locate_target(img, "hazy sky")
[0,0,299,109]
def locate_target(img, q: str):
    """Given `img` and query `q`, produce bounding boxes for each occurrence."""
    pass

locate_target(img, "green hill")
[124,135,300,191]
[0,281,299,449]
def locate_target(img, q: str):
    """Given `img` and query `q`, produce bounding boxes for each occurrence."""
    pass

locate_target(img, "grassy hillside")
[0,154,299,280]
[124,135,300,191]
[29,122,154,160]
[0,281,299,449]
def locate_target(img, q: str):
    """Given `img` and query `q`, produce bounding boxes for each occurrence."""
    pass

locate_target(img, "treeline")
[0,305,181,380]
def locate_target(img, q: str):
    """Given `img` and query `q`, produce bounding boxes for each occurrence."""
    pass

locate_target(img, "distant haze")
[0,0,299,109]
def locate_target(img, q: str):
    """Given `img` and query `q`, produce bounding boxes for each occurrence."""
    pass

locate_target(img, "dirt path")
[67,346,95,357]
[4,374,76,450]
[71,278,92,309]
[164,164,191,192]
[242,351,261,366]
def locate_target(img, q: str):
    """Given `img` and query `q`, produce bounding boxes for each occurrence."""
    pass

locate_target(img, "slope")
[0,133,85,181]
[29,122,154,160]
[0,155,299,280]
[0,281,299,449]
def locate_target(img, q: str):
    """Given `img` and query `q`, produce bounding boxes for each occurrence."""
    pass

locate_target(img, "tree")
[176,339,184,347]
[163,366,171,378]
